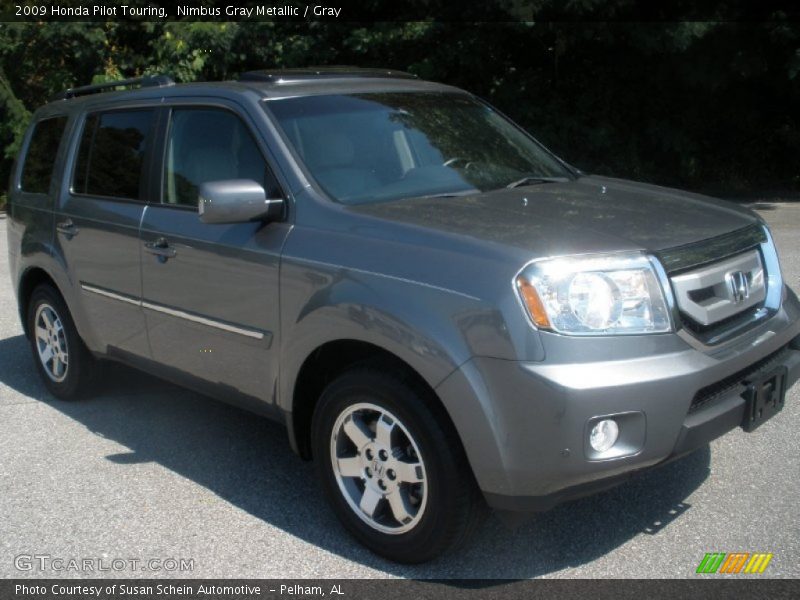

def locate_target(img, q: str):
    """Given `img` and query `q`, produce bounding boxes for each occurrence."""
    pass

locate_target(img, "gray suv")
[7,68,800,563]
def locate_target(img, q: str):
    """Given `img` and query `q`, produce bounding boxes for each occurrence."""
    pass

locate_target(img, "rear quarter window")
[73,109,155,200]
[20,116,68,194]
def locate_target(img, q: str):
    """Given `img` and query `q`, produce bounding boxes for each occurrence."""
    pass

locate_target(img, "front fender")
[277,258,520,494]
[277,216,546,479]
[278,258,483,410]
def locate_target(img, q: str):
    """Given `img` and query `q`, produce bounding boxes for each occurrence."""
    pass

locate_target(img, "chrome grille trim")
[662,225,783,346]
[671,249,766,326]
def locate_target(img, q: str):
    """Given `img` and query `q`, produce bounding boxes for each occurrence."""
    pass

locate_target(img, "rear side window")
[73,109,155,200]
[20,116,68,193]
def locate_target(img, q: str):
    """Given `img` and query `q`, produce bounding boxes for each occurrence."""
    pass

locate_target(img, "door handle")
[144,238,177,261]
[56,219,78,238]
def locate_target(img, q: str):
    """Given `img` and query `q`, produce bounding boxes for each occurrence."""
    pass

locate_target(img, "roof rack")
[53,75,175,101]
[238,67,418,84]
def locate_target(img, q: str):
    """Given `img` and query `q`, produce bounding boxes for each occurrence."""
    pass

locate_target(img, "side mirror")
[198,179,283,224]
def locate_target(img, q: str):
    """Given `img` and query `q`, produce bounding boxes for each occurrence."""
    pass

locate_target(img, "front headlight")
[516,253,673,335]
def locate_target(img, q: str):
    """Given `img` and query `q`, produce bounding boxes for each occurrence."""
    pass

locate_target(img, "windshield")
[265,92,573,204]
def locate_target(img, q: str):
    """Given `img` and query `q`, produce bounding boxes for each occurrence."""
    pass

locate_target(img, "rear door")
[139,101,290,405]
[56,106,159,357]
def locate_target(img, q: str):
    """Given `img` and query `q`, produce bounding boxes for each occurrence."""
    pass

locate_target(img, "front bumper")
[436,291,800,512]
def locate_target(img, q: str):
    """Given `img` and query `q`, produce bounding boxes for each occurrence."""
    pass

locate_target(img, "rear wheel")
[27,284,94,400]
[311,365,484,563]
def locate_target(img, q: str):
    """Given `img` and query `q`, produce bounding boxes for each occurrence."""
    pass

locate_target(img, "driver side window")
[163,108,281,206]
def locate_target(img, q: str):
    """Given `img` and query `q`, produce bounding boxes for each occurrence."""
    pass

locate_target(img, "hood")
[351,175,760,258]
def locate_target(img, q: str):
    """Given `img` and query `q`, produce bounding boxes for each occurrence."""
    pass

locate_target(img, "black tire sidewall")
[27,285,89,400]
[312,368,473,563]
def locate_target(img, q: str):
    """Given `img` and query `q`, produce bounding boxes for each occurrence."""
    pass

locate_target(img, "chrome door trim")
[140,301,266,340]
[80,283,266,340]
[80,283,141,306]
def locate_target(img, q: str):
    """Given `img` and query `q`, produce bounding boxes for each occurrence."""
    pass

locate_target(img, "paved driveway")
[0,204,798,579]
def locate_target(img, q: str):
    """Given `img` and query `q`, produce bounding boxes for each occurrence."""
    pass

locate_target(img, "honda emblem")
[726,271,750,304]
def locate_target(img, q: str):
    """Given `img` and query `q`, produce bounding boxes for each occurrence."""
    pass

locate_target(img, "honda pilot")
[7,68,800,563]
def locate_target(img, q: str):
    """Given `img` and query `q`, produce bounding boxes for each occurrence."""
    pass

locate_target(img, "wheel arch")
[287,339,462,461]
[17,266,61,337]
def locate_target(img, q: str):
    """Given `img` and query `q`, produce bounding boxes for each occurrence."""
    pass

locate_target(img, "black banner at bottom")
[4,579,800,600]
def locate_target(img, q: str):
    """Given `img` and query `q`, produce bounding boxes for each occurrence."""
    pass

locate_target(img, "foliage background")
[1,14,799,210]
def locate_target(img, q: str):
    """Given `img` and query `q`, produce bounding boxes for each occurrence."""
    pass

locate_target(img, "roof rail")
[53,75,175,101]
[238,67,418,84]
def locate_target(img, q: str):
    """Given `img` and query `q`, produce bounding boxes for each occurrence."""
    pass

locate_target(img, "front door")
[139,105,289,405]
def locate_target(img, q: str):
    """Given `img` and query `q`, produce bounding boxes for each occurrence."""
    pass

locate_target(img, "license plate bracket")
[742,366,787,432]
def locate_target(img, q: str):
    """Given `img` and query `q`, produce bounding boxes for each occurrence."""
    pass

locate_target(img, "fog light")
[589,419,619,453]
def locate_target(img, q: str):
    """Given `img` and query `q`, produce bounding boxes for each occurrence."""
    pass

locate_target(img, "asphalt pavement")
[0,203,798,579]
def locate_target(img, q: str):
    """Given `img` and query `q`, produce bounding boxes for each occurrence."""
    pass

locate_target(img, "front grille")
[689,287,716,304]
[689,344,790,414]
[658,224,774,345]
[672,249,765,323]
[680,305,765,337]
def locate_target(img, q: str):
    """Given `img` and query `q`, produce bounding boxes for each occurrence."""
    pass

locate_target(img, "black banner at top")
[3,0,800,23]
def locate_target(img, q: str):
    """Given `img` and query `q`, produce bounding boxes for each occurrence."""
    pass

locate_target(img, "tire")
[26,284,95,400]
[311,364,484,563]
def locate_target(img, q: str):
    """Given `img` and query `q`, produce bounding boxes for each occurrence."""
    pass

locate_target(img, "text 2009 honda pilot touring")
[7,68,800,563]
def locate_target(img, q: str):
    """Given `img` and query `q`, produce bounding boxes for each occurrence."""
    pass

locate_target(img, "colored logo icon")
[696,552,773,574]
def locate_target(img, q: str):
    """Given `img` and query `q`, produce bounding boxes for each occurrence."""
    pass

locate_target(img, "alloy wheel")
[34,303,69,383]
[330,402,428,534]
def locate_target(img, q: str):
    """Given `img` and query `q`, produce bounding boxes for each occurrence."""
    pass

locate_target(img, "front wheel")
[311,366,483,563]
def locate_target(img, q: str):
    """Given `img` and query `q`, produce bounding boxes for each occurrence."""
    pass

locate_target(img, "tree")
[1,13,798,200]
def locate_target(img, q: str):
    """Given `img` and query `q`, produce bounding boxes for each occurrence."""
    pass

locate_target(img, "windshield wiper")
[415,189,478,200]
[506,176,571,189]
